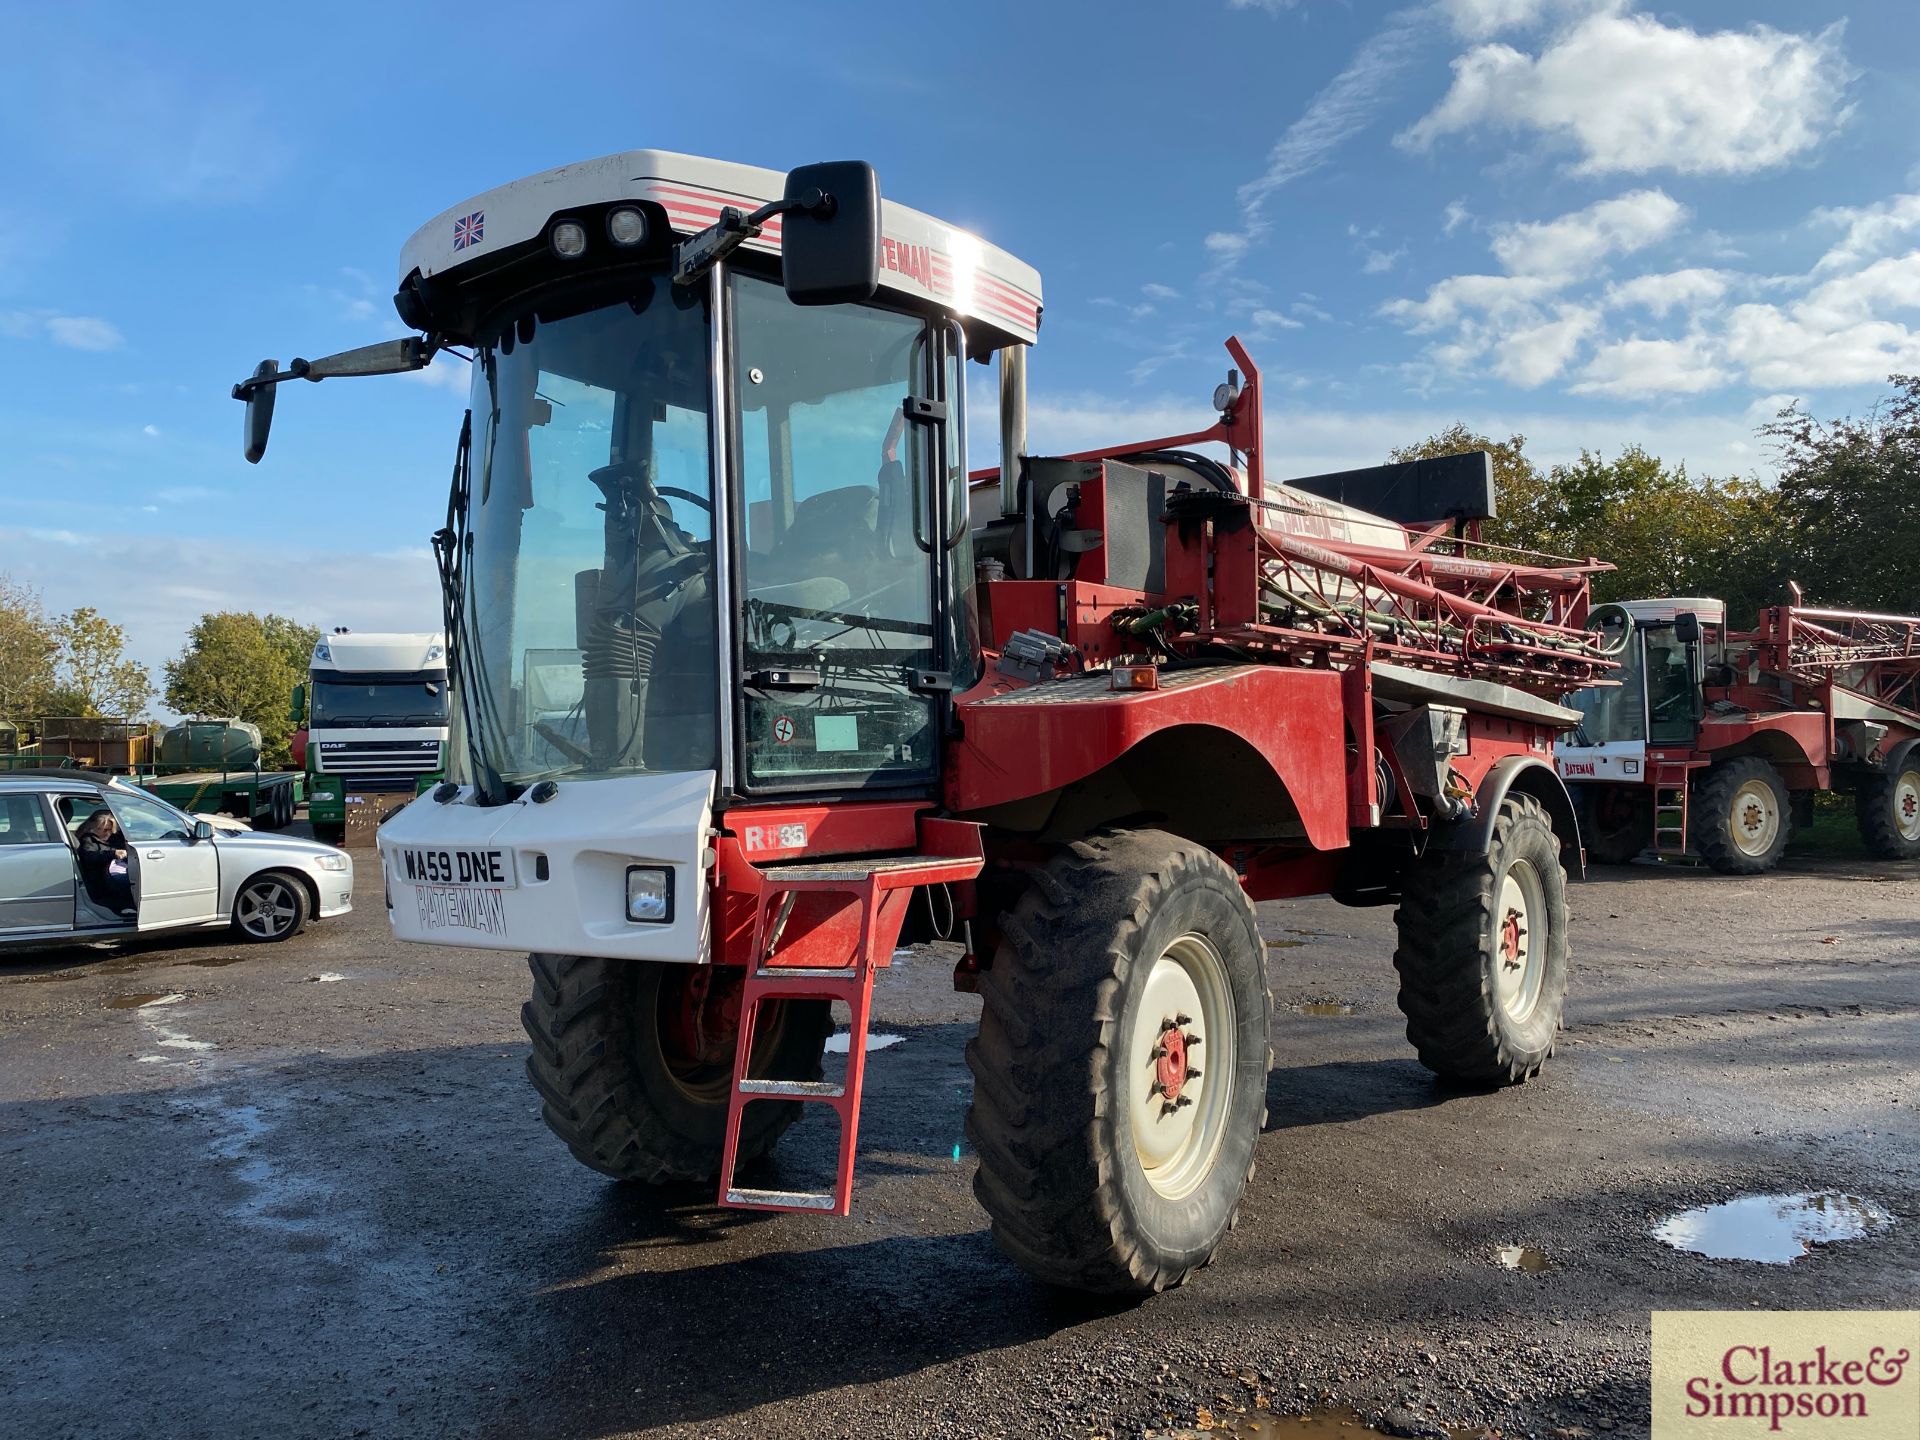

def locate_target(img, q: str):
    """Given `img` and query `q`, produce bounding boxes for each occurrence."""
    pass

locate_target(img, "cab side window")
[0,795,53,845]
[106,793,192,843]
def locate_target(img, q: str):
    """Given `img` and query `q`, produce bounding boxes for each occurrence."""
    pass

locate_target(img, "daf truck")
[291,631,449,844]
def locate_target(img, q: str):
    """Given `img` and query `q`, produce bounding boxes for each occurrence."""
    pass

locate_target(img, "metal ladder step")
[735,1078,846,1098]
[724,1187,839,1212]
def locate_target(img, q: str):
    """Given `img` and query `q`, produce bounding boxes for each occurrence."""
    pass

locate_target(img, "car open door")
[0,792,77,937]
[106,791,221,929]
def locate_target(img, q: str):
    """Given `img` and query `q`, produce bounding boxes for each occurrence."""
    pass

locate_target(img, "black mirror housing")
[780,161,880,305]
[243,359,277,463]
[1675,611,1701,644]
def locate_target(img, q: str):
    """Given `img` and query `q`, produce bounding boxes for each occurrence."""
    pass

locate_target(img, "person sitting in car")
[77,809,135,916]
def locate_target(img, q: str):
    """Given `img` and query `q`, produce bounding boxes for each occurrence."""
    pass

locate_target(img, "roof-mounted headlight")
[550,220,588,259]
[606,206,647,247]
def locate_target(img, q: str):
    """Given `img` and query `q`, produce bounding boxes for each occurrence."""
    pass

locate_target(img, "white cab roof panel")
[399,150,1042,346]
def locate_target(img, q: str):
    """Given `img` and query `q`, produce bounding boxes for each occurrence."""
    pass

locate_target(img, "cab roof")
[399,150,1043,349]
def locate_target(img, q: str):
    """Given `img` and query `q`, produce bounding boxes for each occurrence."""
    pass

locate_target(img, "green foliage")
[1388,429,1786,622]
[165,612,318,766]
[1765,376,1920,615]
[48,607,152,719]
[0,574,59,723]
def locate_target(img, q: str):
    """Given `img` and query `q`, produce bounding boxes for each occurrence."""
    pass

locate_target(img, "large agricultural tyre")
[1576,783,1651,865]
[1393,792,1569,1085]
[1857,756,1920,861]
[522,955,832,1184]
[1691,756,1790,874]
[965,828,1272,1296]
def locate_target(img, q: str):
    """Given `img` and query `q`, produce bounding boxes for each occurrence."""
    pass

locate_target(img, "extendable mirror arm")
[671,188,834,288]
[232,335,446,463]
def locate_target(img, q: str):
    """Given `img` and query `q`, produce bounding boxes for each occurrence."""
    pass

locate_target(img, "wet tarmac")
[3,847,1917,1439]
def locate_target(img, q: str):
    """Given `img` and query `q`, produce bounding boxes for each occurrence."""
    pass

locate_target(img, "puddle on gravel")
[1653,1192,1894,1263]
[823,1031,905,1054]
[303,973,346,984]
[103,992,183,1010]
[183,955,250,969]
[1496,1244,1551,1273]
[1265,938,1306,950]
[1288,1001,1357,1016]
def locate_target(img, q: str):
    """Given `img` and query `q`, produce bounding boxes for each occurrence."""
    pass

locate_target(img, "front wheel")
[522,956,832,1184]
[1576,784,1651,864]
[1857,758,1920,861]
[230,871,310,942]
[1692,757,1789,874]
[1394,792,1570,1084]
[965,829,1272,1295]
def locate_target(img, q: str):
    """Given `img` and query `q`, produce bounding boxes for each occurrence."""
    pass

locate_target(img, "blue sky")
[2,0,1917,704]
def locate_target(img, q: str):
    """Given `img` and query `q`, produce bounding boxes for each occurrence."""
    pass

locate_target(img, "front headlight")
[315,854,350,872]
[626,866,673,923]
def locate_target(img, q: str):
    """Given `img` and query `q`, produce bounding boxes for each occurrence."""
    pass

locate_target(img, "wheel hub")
[1129,934,1235,1201]
[1492,861,1545,1023]
[1151,1015,1199,1107]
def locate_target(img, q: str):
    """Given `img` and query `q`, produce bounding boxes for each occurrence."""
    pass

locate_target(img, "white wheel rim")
[1729,778,1781,857]
[238,881,296,938]
[1128,933,1236,1201]
[1493,859,1547,1023]
[1896,773,1920,842]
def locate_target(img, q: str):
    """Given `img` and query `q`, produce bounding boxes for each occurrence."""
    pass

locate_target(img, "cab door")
[106,791,221,929]
[0,792,76,936]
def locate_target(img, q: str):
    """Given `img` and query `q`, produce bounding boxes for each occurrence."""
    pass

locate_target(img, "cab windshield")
[460,276,718,787]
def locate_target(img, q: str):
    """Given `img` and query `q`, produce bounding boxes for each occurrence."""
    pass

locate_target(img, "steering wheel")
[587,462,713,512]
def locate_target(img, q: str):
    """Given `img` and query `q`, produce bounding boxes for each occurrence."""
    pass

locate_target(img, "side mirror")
[289,683,306,723]
[780,161,881,306]
[1675,611,1701,644]
[242,359,277,463]
[192,820,215,843]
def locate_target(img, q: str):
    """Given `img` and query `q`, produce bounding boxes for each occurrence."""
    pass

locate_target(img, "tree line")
[1390,374,1920,624]
[4,376,1916,755]
[0,596,317,765]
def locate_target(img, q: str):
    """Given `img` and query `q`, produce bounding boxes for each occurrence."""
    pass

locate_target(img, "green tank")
[158,719,262,771]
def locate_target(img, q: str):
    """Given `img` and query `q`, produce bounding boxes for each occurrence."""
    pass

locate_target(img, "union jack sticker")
[453,211,484,250]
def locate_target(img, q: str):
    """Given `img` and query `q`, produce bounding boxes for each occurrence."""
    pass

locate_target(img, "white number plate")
[394,846,518,889]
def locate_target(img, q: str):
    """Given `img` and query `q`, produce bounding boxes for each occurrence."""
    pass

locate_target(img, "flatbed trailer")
[133,765,304,831]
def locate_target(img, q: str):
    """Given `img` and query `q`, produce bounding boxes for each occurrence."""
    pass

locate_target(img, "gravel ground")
[2,840,1915,1440]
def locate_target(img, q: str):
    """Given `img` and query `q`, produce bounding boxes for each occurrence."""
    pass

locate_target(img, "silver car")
[0,773,353,950]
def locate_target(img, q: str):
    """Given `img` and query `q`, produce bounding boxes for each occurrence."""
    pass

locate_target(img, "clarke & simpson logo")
[1653,1312,1919,1438]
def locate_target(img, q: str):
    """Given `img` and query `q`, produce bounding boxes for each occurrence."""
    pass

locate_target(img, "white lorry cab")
[297,630,449,845]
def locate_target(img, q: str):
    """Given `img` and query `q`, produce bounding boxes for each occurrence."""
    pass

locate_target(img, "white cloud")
[1442,199,1471,236]
[1228,0,1300,11]
[1250,308,1305,334]
[1604,268,1731,317]
[1141,282,1181,301]
[1812,193,1920,274]
[404,351,475,393]
[1383,273,1561,330]
[1489,189,1684,279]
[2,309,125,350]
[142,424,161,438]
[1572,334,1729,398]
[1400,11,1854,178]
[1361,247,1407,275]
[1721,253,1920,388]
[1492,304,1601,387]
[1212,6,1435,268]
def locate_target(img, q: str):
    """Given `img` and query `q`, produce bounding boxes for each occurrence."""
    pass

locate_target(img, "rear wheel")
[1394,793,1569,1084]
[1692,757,1789,874]
[230,871,310,942]
[965,829,1271,1295]
[522,956,832,1184]
[1857,758,1920,860]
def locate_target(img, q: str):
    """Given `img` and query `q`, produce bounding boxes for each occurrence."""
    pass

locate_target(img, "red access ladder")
[716,824,982,1216]
[1652,763,1691,857]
